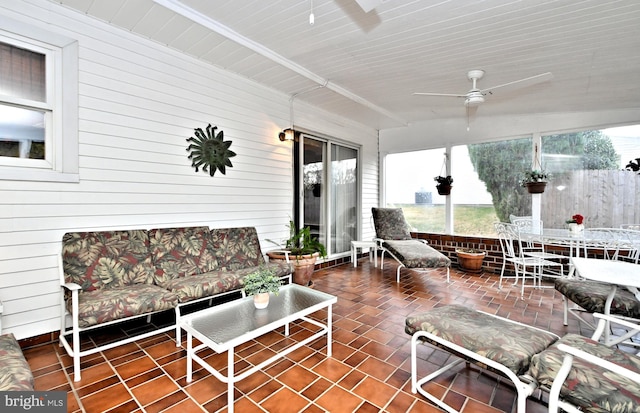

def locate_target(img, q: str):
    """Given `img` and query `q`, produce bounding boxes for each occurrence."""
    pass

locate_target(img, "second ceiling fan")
[413,70,553,108]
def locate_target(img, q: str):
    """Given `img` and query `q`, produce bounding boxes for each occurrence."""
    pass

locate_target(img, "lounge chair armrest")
[591,312,640,342]
[556,343,640,382]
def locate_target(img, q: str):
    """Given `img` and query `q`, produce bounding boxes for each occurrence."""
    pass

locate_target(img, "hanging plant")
[434,175,453,195]
[520,144,548,193]
[186,124,236,176]
[435,152,452,195]
[625,158,640,173]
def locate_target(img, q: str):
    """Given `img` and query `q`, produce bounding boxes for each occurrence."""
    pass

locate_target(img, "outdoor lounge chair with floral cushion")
[371,208,450,282]
[406,305,640,413]
[406,305,557,413]
[529,313,640,413]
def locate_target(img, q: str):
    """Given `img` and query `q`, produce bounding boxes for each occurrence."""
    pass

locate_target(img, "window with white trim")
[0,19,78,182]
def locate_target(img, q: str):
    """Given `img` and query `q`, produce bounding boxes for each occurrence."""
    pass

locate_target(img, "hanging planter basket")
[526,181,547,194]
[436,184,452,195]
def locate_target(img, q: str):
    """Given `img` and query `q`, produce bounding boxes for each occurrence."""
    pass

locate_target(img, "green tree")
[468,131,618,222]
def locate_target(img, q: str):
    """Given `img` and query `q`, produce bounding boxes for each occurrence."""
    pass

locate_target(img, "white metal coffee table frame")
[180,284,337,413]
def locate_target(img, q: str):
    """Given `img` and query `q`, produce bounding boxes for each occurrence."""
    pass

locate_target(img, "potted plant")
[434,175,453,195]
[267,221,327,287]
[455,248,486,273]
[242,267,282,309]
[520,169,549,193]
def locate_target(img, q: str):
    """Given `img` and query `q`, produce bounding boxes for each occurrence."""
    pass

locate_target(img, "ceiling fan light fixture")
[465,95,484,107]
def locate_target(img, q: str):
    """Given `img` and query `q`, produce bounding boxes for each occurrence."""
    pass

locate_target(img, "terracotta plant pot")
[253,293,270,309]
[456,248,486,273]
[526,182,547,194]
[267,251,319,287]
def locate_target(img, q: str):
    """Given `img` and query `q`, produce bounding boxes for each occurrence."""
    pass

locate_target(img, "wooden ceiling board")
[130,4,179,39]
[51,0,640,129]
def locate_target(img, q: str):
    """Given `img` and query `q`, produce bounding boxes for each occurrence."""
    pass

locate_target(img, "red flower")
[572,214,584,225]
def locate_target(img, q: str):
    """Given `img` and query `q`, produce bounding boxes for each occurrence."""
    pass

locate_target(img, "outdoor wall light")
[279,128,295,142]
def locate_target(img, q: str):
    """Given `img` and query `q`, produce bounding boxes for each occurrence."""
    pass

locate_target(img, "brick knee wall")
[411,232,504,274]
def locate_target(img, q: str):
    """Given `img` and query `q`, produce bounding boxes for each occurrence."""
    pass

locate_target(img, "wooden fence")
[542,170,639,228]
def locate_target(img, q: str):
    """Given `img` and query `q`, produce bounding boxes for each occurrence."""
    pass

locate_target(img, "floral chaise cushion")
[555,278,640,318]
[405,305,558,375]
[384,240,451,269]
[528,333,640,413]
[0,333,34,391]
[372,208,413,240]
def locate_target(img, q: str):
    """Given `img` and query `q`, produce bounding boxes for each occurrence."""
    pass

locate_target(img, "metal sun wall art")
[186,124,236,177]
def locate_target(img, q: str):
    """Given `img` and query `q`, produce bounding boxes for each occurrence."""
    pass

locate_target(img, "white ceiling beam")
[153,0,406,126]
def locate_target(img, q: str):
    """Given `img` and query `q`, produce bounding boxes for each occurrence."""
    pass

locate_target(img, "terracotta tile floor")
[23,258,591,413]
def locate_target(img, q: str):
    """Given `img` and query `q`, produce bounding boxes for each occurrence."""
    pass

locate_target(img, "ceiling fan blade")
[479,72,553,94]
[413,92,467,98]
[355,0,385,13]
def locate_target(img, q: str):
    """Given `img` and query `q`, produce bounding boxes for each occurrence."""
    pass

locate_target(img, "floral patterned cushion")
[372,208,413,240]
[555,278,640,318]
[149,227,219,285]
[163,262,290,303]
[67,284,179,328]
[0,333,34,391]
[405,305,558,375]
[62,230,155,291]
[529,334,640,413]
[210,227,267,271]
[384,240,451,269]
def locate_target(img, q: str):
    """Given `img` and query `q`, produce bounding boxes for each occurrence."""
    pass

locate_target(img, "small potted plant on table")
[243,267,282,309]
[566,214,584,233]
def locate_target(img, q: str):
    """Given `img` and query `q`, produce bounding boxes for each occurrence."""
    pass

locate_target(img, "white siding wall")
[0,0,378,339]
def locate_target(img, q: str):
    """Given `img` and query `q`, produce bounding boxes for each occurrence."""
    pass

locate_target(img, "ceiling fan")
[413,70,553,108]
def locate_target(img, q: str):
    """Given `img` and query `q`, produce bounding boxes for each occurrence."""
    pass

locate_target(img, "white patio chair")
[587,228,640,263]
[510,217,566,277]
[495,222,564,298]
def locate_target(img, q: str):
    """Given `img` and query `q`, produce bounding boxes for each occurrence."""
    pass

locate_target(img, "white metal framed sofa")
[406,305,640,413]
[59,226,292,382]
[371,207,450,283]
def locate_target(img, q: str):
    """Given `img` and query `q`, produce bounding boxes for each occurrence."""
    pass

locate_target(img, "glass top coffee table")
[179,283,337,413]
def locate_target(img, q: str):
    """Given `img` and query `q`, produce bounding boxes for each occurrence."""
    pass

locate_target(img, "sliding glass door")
[297,135,358,256]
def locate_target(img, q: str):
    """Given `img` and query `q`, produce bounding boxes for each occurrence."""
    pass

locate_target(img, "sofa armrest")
[62,282,82,292]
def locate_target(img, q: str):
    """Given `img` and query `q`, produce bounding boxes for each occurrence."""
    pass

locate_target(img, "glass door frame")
[295,132,361,258]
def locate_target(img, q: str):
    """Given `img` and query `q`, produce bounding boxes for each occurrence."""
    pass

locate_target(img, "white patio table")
[519,228,636,258]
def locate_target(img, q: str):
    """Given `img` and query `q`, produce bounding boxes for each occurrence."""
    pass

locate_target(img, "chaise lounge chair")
[406,305,640,413]
[371,207,450,283]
